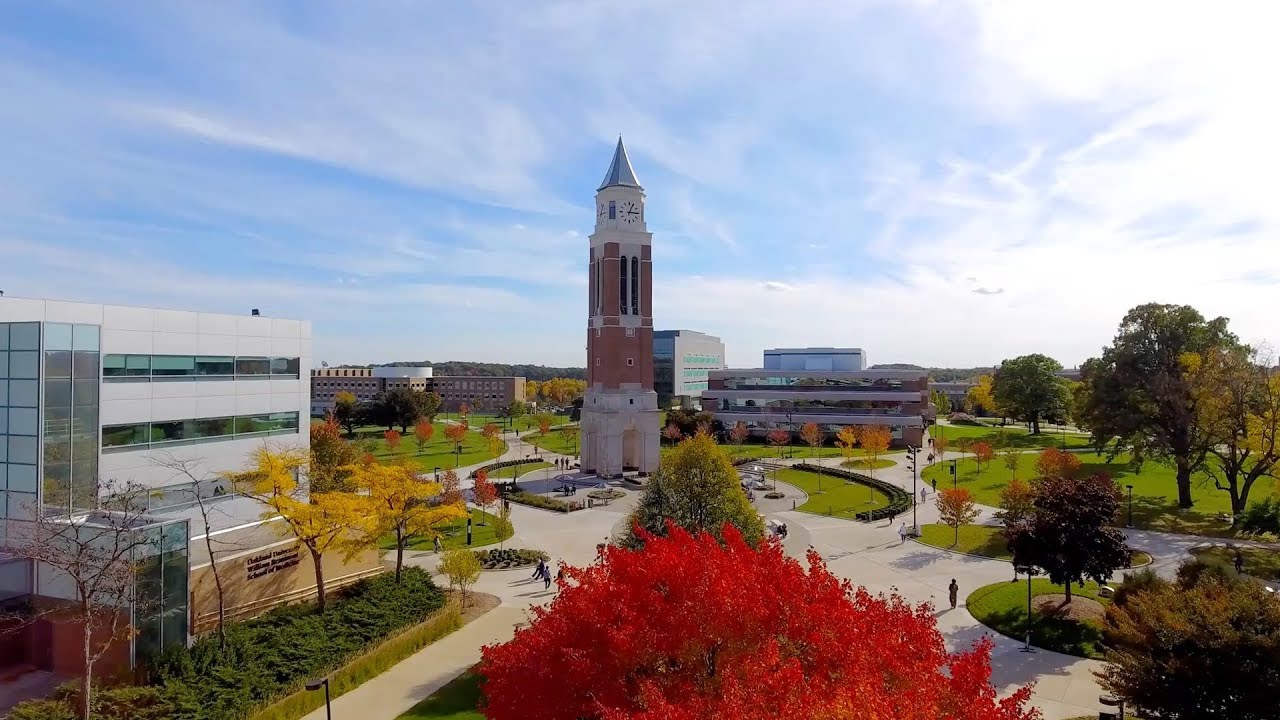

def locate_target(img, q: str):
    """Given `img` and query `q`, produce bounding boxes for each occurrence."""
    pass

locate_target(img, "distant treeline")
[365,361,586,382]
[869,364,996,383]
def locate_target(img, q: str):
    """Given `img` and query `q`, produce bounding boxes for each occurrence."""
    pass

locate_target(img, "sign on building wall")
[246,545,302,581]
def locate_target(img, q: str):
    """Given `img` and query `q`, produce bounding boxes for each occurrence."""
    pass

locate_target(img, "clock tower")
[581,138,661,478]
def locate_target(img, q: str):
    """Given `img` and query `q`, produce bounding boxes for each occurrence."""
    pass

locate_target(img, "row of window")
[719,377,914,391]
[103,355,300,379]
[682,355,721,365]
[102,412,300,450]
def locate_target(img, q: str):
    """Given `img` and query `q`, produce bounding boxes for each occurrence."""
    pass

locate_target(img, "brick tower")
[581,138,661,478]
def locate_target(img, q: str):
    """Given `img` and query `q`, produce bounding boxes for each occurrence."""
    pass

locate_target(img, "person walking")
[931,478,938,492]
[433,535,442,554]
[920,487,928,503]
[532,558,547,581]
[544,562,553,590]
[898,523,908,544]
[1235,549,1245,574]
[948,579,959,609]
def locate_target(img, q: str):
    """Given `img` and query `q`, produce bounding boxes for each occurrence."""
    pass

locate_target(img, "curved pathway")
[319,438,1269,720]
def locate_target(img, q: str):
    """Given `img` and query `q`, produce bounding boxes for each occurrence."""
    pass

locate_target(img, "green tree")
[1007,473,1129,602]
[992,354,1067,434]
[418,390,443,423]
[332,391,360,436]
[929,388,952,416]
[624,432,764,547]
[438,548,482,607]
[1184,345,1280,515]
[1100,562,1280,720]
[505,399,527,428]
[1078,303,1238,508]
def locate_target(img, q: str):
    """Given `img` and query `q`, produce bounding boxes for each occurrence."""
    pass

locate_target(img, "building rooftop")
[764,347,864,354]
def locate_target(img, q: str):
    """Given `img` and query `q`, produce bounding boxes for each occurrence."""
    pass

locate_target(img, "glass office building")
[653,330,725,407]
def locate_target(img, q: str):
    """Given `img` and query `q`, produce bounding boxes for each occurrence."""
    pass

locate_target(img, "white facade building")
[763,347,866,372]
[0,297,310,537]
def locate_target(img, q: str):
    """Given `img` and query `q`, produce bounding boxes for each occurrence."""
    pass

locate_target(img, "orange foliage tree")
[472,469,498,525]
[858,425,893,480]
[482,423,502,455]
[443,422,468,460]
[972,441,995,473]
[383,429,402,453]
[439,469,463,506]
[662,422,684,446]
[728,421,751,456]
[413,419,435,454]
[1035,447,1081,480]
[478,524,1037,720]
[766,427,791,457]
[936,488,981,546]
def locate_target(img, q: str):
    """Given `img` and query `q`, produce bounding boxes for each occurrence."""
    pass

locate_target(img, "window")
[270,357,300,377]
[608,200,616,219]
[189,417,233,438]
[103,423,149,448]
[626,327,635,337]
[595,259,603,314]
[619,255,629,315]
[150,420,186,443]
[195,356,234,376]
[631,256,639,315]
[235,357,270,375]
[153,356,195,376]
[627,358,634,366]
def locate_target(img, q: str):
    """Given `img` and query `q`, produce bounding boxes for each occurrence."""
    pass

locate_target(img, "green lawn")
[465,413,569,433]
[380,509,509,551]
[840,458,896,471]
[774,467,892,520]
[521,430,580,456]
[931,423,1095,450]
[919,523,1153,567]
[398,670,483,719]
[352,422,504,472]
[966,578,1109,659]
[921,451,1276,537]
[487,460,553,479]
[1192,545,1280,581]
[918,523,1013,559]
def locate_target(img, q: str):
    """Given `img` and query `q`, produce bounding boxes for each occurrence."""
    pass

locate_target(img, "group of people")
[532,558,563,591]
[554,456,574,471]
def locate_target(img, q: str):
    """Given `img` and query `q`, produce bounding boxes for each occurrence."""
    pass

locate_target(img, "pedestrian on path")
[544,563,553,590]
[898,523,908,544]
[1235,549,1245,574]
[920,487,928,503]
[532,559,547,581]
[433,536,442,554]
[948,579,959,609]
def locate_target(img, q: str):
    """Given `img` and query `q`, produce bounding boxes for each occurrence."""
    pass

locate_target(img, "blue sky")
[1,1,1276,368]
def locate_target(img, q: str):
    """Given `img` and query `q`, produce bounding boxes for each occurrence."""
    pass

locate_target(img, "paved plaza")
[307,431,1241,720]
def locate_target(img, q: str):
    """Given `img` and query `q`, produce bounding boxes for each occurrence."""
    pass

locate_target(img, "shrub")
[947,412,982,426]
[1111,567,1168,607]
[1177,556,1235,589]
[764,491,785,500]
[474,548,548,569]
[587,489,625,500]
[8,682,176,720]
[472,458,546,478]
[148,567,445,720]
[5,699,76,720]
[1239,496,1280,535]
[506,490,583,512]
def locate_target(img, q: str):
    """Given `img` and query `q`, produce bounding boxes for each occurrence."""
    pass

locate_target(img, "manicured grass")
[918,523,1013,559]
[487,460,553,479]
[966,578,1108,659]
[931,423,1095,450]
[397,670,483,719]
[465,413,569,433]
[352,422,504,472]
[919,524,1153,567]
[840,458,896,471]
[381,510,510,551]
[921,451,1277,537]
[1192,545,1280,580]
[521,430,580,456]
[774,467,892,520]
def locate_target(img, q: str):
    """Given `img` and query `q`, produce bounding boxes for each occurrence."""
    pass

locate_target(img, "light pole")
[950,458,958,490]
[305,678,332,720]
[1126,484,1134,528]
[1016,566,1036,653]
[907,446,919,535]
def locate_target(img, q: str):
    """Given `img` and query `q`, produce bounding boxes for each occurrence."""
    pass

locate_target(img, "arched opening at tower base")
[622,426,640,472]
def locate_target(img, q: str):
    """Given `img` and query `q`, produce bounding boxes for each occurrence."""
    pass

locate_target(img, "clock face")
[598,204,608,219]
[619,200,641,224]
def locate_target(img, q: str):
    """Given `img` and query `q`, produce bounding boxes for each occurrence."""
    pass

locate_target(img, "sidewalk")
[300,605,526,720]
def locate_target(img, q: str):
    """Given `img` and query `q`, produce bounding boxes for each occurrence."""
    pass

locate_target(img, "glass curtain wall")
[42,323,101,514]
[132,518,189,663]
[0,322,42,540]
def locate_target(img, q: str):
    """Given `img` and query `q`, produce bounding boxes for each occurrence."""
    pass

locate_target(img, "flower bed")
[474,548,548,569]
[791,463,911,522]
[588,489,625,500]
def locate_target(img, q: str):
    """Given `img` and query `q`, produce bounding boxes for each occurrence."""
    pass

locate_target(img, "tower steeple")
[597,136,642,191]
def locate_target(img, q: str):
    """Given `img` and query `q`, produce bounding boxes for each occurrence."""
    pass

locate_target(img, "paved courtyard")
[307,436,1227,720]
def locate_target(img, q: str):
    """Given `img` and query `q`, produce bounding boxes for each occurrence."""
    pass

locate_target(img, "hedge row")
[7,568,446,720]
[474,548,548,569]
[791,463,912,522]
[471,458,545,478]
[505,489,584,513]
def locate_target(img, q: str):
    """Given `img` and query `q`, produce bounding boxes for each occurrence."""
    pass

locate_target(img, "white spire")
[597,136,642,191]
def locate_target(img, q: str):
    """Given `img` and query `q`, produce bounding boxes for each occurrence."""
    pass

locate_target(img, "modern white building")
[764,347,866,372]
[0,297,310,537]
[653,329,725,407]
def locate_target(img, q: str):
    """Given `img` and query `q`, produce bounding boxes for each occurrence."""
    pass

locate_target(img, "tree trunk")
[207,532,227,645]
[310,547,327,612]
[395,528,404,584]
[1030,414,1041,435]
[80,611,92,719]
[1063,580,1072,603]
[1175,457,1194,509]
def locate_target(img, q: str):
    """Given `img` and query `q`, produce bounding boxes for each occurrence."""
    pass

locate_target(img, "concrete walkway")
[339,434,1263,720]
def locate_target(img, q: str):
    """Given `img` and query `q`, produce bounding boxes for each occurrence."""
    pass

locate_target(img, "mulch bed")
[1032,594,1105,624]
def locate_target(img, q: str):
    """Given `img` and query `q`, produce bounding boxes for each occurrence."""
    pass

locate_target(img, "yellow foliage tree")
[228,447,367,611]
[858,425,893,480]
[964,374,998,416]
[835,425,859,466]
[347,460,468,583]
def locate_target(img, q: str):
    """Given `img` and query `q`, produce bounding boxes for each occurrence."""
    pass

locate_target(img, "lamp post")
[1015,565,1036,653]
[305,678,332,720]
[1126,484,1134,528]
[950,458,958,490]
[434,466,440,483]
[907,446,919,535]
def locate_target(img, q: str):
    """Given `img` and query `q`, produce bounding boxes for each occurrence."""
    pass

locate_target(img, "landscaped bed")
[966,578,1110,659]
[777,464,910,522]
[397,670,483,719]
[474,548,548,570]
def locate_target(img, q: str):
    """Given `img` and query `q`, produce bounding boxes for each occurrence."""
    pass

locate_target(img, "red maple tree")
[478,524,1038,720]
[384,428,402,452]
[472,469,497,525]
